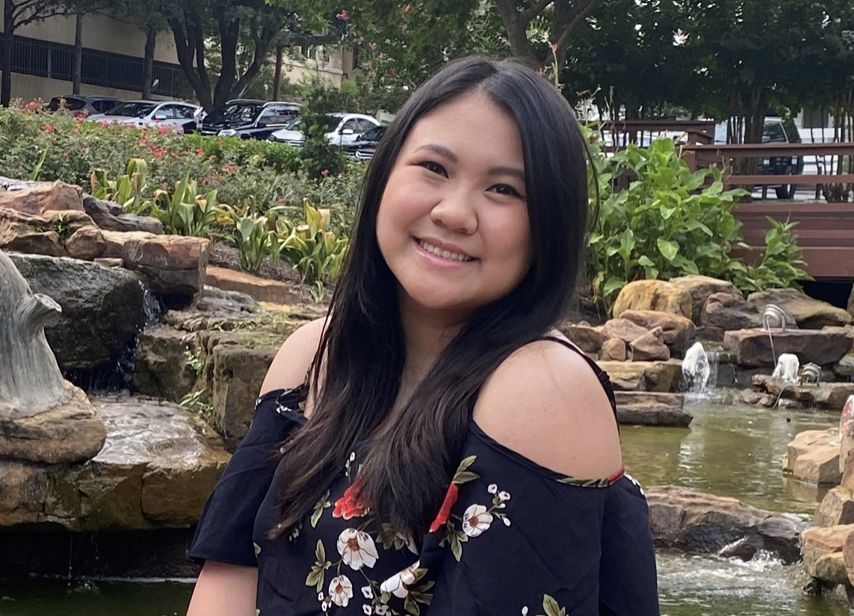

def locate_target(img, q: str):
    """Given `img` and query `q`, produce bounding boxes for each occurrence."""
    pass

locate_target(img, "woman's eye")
[490,184,523,198]
[419,161,448,177]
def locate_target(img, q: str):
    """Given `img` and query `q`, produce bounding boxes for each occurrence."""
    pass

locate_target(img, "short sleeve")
[187,387,306,567]
[410,426,659,616]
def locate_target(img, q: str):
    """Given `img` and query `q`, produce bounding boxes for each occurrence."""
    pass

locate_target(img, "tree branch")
[553,0,603,60]
[520,0,556,25]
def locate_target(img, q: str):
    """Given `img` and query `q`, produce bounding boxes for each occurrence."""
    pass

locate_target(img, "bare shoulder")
[472,338,622,480]
[259,317,327,397]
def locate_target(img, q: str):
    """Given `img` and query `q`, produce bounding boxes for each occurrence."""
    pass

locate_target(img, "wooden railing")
[681,142,854,192]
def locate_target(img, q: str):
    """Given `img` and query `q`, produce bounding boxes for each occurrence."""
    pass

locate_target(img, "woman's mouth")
[416,239,474,263]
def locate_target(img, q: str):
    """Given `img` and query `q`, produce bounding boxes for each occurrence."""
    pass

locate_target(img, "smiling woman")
[186,56,659,616]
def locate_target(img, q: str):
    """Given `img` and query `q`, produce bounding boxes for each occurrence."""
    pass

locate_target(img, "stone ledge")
[206,266,300,305]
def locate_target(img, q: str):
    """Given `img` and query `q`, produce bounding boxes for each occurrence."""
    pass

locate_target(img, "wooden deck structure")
[681,142,854,281]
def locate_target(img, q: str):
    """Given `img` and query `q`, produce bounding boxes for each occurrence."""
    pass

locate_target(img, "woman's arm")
[187,561,258,616]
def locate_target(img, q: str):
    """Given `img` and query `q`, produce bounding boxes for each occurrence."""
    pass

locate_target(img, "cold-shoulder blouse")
[188,338,659,615]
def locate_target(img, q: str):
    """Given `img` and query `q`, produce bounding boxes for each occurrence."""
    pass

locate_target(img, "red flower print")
[333,478,370,520]
[429,482,458,532]
[336,9,348,20]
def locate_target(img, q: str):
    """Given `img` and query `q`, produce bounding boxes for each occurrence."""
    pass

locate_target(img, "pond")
[0,395,847,616]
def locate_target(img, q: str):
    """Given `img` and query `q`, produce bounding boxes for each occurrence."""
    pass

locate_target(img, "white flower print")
[374,606,390,616]
[329,575,354,607]
[462,504,493,537]
[361,585,373,599]
[380,559,420,599]
[337,528,379,570]
[498,491,511,502]
[488,484,498,494]
[363,606,373,615]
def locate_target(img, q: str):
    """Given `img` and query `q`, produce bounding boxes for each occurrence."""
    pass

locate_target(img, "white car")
[87,100,201,132]
[268,113,380,147]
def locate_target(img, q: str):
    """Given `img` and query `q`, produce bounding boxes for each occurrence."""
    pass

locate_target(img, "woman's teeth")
[418,240,473,262]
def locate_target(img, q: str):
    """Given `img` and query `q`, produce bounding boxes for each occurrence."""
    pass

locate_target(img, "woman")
[187,56,659,616]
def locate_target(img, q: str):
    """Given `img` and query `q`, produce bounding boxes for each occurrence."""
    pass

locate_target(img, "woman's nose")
[429,188,478,235]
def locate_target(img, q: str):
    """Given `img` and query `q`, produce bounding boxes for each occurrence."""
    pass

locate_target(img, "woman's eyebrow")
[487,166,525,181]
[414,143,458,162]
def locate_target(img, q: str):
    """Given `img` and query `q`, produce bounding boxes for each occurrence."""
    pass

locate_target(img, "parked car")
[46,95,120,117]
[268,113,381,147]
[344,124,387,159]
[87,100,201,132]
[714,117,804,199]
[199,99,300,139]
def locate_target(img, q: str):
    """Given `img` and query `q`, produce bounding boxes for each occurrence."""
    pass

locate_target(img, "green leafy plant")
[180,388,214,423]
[152,173,220,237]
[298,78,348,179]
[731,217,812,293]
[90,158,151,214]
[215,204,282,273]
[280,201,349,291]
[28,148,48,181]
[184,348,204,376]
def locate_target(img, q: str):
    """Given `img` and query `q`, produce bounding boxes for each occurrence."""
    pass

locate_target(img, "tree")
[1,0,72,105]
[491,0,606,70]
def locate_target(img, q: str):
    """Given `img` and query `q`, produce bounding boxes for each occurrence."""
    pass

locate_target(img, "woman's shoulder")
[259,317,328,398]
[471,336,622,481]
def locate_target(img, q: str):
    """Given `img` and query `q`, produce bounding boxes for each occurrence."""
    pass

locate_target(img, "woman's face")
[376,92,532,320]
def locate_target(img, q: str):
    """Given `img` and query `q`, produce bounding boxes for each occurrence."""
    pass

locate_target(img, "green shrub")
[152,173,220,237]
[280,201,349,292]
[731,218,811,293]
[298,79,348,179]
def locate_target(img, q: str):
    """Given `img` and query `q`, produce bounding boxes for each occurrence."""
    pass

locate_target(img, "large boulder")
[600,318,650,344]
[702,292,764,331]
[131,325,199,403]
[0,208,101,258]
[557,323,603,355]
[82,195,163,235]
[724,328,853,367]
[0,398,230,530]
[600,337,627,361]
[646,485,803,564]
[597,360,682,392]
[8,253,146,371]
[613,280,693,320]
[752,375,854,410]
[0,382,106,464]
[782,428,841,487]
[749,288,854,329]
[802,525,854,584]
[614,392,692,427]
[0,180,85,215]
[669,275,742,324]
[619,310,695,354]
[206,266,300,305]
[630,327,671,361]
[813,487,854,528]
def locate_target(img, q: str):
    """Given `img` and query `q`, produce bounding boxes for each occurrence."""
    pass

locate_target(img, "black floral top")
[189,339,659,616]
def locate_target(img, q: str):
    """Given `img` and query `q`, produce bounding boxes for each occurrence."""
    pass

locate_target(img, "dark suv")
[199,99,300,140]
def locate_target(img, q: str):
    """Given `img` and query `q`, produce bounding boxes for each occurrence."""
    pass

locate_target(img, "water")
[1,396,848,615]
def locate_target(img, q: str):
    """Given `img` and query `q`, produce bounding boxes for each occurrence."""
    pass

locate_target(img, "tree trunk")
[72,8,83,95]
[2,0,15,107]
[0,250,69,419]
[142,26,157,99]
[272,44,283,101]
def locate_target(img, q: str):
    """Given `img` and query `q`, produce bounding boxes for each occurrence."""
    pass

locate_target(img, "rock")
[601,318,650,344]
[834,353,854,378]
[0,208,64,255]
[749,288,854,329]
[557,323,603,354]
[814,552,850,587]
[0,383,106,464]
[849,285,854,318]
[614,392,692,427]
[739,388,765,405]
[64,226,105,260]
[101,231,210,307]
[702,292,763,330]
[131,326,199,403]
[645,485,803,564]
[8,253,146,371]
[670,275,743,324]
[619,310,695,354]
[782,428,841,486]
[613,280,693,320]
[82,195,163,234]
[814,487,854,527]
[724,328,853,367]
[843,530,854,586]
[802,524,854,579]
[752,375,854,410]
[840,423,854,491]
[630,327,671,361]
[206,266,300,305]
[600,338,627,361]
[0,180,84,215]
[598,360,682,392]
[0,397,230,530]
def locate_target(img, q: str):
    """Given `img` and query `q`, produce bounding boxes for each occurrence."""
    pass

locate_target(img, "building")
[1,11,187,103]
[281,44,356,89]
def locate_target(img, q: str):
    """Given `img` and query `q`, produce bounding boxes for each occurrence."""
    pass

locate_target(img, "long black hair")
[274,56,590,540]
